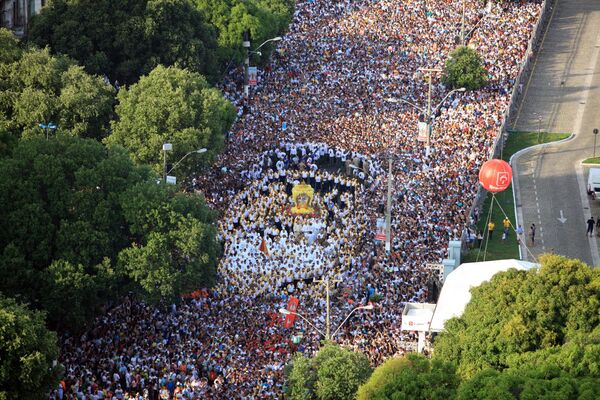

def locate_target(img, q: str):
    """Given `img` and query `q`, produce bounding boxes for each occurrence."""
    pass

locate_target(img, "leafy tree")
[28,0,219,84]
[0,47,115,140]
[145,0,219,78]
[456,367,600,400]
[505,333,600,379]
[356,353,458,400]
[194,0,293,65]
[0,28,22,64]
[285,342,372,400]
[0,136,218,330]
[442,45,488,91]
[286,352,316,399]
[106,65,236,178]
[434,254,600,379]
[0,295,62,400]
[117,183,219,301]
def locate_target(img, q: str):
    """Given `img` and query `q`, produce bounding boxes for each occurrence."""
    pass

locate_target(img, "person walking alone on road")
[587,217,595,237]
[488,221,495,239]
[530,224,536,246]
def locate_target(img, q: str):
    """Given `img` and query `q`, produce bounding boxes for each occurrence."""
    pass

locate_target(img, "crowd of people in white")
[54,1,543,399]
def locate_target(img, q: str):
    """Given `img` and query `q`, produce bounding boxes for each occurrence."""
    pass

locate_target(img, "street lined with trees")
[0,137,219,332]
[0,0,598,398]
[27,0,294,84]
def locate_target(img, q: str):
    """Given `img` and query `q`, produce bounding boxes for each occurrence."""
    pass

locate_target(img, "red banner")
[283,297,299,328]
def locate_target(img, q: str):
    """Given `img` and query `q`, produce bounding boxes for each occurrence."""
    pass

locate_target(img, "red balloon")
[479,159,513,193]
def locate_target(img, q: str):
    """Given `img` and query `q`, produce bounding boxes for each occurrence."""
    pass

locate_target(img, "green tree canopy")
[0,47,115,141]
[106,65,235,178]
[434,254,600,379]
[0,136,218,330]
[0,295,62,400]
[194,0,293,65]
[0,28,22,64]
[28,0,219,84]
[456,366,600,400]
[442,45,488,91]
[285,342,372,400]
[117,182,219,301]
[356,353,458,400]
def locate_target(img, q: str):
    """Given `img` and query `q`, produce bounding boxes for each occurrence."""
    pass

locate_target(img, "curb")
[509,132,575,261]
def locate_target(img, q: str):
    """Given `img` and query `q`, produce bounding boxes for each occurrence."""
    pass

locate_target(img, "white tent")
[429,259,538,332]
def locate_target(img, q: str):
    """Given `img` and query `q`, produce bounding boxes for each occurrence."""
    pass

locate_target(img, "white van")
[587,168,600,199]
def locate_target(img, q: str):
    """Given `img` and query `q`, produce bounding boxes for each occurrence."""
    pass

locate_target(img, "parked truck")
[587,168,600,199]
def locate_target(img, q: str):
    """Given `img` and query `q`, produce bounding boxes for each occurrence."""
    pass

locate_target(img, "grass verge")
[582,157,600,164]
[462,131,570,262]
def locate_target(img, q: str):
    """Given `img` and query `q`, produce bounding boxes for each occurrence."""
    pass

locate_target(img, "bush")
[285,342,372,400]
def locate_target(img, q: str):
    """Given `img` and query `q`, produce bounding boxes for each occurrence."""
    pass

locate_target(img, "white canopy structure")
[429,259,538,332]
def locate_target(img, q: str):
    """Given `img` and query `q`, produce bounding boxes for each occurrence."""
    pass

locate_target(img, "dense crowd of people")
[54,0,543,399]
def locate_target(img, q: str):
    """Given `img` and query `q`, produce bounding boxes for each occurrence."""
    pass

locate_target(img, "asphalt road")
[511,0,600,266]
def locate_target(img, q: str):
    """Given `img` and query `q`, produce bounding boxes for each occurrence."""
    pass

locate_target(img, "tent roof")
[429,259,538,332]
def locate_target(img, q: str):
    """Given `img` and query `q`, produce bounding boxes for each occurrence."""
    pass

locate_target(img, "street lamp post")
[253,36,282,53]
[243,31,251,99]
[330,304,374,339]
[279,308,326,338]
[279,303,374,341]
[465,11,490,42]
[418,67,442,155]
[594,128,599,158]
[386,86,465,154]
[313,276,341,339]
[38,122,57,140]
[460,0,466,45]
[385,158,392,253]
[243,34,282,98]
[166,148,207,177]
[162,143,173,182]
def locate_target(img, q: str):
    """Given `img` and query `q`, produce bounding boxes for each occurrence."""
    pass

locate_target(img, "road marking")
[513,0,560,128]
[557,210,567,223]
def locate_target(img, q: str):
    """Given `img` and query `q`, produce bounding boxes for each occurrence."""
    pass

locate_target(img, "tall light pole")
[594,128,599,158]
[254,36,282,53]
[162,143,172,182]
[162,147,207,184]
[243,35,282,98]
[418,67,443,155]
[38,122,57,140]
[460,0,466,45]
[385,158,392,253]
[279,303,374,341]
[313,276,341,339]
[386,86,465,154]
[166,148,207,176]
[243,31,251,99]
